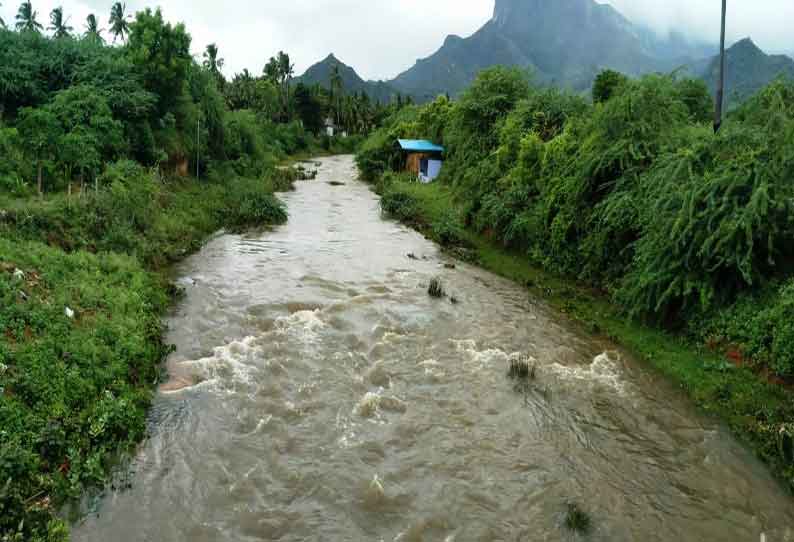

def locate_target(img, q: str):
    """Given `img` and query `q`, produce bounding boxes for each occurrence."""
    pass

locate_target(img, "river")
[73,156,794,541]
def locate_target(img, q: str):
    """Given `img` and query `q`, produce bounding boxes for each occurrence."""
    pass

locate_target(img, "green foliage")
[432,209,465,248]
[293,83,324,134]
[620,83,794,320]
[380,187,420,223]
[0,238,169,541]
[126,8,192,116]
[592,69,628,103]
[228,183,288,229]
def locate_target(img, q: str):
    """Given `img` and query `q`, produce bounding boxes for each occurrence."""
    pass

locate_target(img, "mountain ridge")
[294,53,399,104]
[296,0,793,104]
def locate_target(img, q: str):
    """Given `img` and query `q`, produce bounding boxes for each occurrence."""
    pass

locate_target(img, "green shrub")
[592,69,629,103]
[696,280,794,378]
[228,184,287,229]
[380,188,420,223]
[432,209,465,248]
[619,105,794,320]
[0,239,169,541]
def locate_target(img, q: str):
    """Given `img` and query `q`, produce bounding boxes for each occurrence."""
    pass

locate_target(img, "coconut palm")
[329,64,344,126]
[48,7,73,39]
[714,0,727,133]
[15,1,43,33]
[108,2,130,43]
[84,13,104,43]
[203,43,226,89]
[203,43,224,74]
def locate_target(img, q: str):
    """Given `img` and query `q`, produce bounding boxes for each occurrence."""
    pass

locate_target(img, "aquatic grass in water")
[508,355,536,380]
[564,502,592,534]
[428,277,445,298]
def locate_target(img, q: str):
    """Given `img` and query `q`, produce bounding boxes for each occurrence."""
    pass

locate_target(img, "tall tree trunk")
[714,0,727,133]
[37,163,43,196]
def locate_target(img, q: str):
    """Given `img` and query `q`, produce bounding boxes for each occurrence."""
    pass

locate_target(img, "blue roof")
[398,139,444,153]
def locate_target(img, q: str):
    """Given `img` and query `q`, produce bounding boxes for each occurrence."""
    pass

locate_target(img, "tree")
[59,128,100,193]
[592,69,628,104]
[126,8,192,116]
[203,43,225,89]
[0,2,6,28]
[15,1,43,33]
[714,0,727,133]
[108,2,130,44]
[47,85,124,191]
[48,6,73,39]
[293,82,323,134]
[84,13,104,43]
[329,63,344,126]
[16,107,60,194]
[263,51,293,121]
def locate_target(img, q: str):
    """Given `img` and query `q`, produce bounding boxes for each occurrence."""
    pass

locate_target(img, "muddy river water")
[73,156,794,541]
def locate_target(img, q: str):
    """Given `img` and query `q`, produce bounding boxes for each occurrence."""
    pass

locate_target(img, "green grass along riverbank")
[0,162,301,542]
[373,174,794,495]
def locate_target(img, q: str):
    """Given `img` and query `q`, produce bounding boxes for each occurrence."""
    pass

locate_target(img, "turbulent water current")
[73,156,794,541]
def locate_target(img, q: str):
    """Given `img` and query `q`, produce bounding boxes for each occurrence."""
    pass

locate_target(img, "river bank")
[72,156,794,541]
[371,174,794,494]
[0,164,304,541]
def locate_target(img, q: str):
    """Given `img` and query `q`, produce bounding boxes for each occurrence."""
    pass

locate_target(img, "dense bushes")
[358,66,794,491]
[0,240,169,542]
[358,67,794,382]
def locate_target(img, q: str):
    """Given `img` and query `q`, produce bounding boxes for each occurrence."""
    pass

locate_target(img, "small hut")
[397,139,444,183]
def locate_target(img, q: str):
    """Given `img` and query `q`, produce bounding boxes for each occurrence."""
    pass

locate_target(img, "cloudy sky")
[1,1,792,81]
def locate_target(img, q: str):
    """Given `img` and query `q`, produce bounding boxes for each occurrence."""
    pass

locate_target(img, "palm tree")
[277,51,294,119]
[714,0,727,133]
[203,43,224,74]
[48,6,73,39]
[108,2,130,43]
[84,13,104,43]
[203,43,225,89]
[15,1,43,33]
[1,2,6,28]
[329,64,344,126]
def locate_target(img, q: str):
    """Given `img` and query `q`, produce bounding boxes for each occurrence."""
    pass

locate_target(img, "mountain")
[294,54,398,104]
[390,0,711,97]
[699,38,794,106]
[297,2,792,106]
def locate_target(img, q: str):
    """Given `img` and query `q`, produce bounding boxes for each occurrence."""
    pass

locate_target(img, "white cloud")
[603,0,794,54]
[1,1,791,82]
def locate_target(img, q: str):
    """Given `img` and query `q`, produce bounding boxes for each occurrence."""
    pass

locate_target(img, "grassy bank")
[374,174,794,492]
[0,162,296,541]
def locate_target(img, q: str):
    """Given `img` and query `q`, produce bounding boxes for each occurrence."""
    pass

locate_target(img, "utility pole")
[714,0,727,133]
[196,118,200,179]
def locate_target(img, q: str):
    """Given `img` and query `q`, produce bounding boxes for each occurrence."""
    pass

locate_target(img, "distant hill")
[699,38,794,106]
[297,2,794,107]
[389,0,712,97]
[294,54,398,104]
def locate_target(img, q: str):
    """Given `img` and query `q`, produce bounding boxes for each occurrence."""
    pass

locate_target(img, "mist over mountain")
[296,0,793,104]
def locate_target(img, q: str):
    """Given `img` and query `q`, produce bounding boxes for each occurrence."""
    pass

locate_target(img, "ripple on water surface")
[72,156,794,542]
